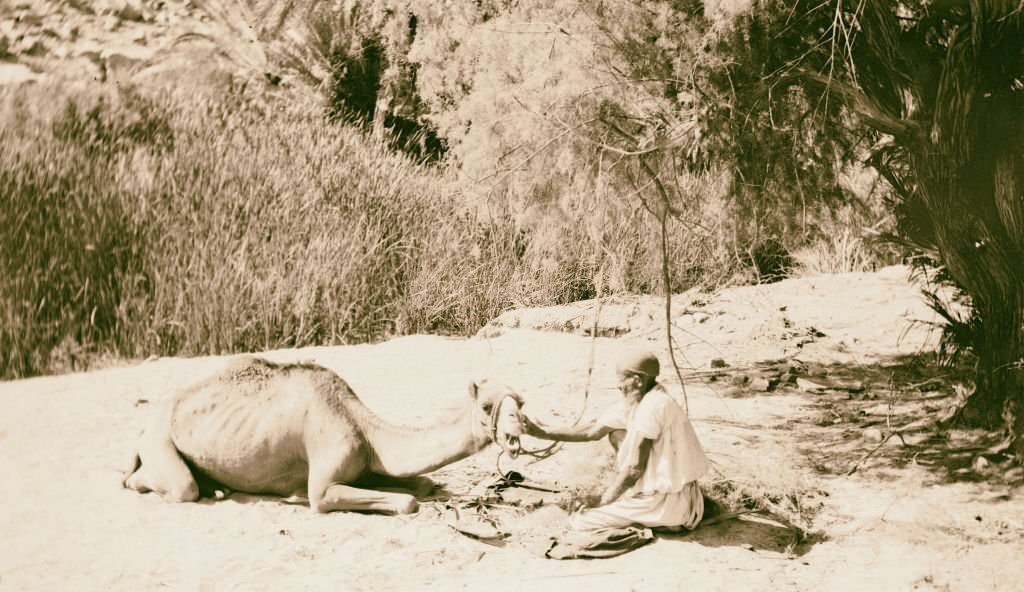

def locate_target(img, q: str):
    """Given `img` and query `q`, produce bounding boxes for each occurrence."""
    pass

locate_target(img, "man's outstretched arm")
[522,415,614,442]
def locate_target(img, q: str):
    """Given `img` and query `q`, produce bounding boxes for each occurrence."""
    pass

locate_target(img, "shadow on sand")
[749,353,1024,489]
[672,512,820,557]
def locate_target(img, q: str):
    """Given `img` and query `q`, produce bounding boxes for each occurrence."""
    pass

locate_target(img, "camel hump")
[220,356,333,383]
[215,356,359,410]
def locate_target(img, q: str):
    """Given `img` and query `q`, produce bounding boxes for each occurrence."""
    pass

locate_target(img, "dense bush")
[0,84,466,377]
[1,82,722,378]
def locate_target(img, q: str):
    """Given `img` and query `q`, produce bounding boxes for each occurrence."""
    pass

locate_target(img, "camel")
[123,356,526,514]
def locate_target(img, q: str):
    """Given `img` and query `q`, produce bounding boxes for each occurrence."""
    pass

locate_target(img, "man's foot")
[652,524,687,535]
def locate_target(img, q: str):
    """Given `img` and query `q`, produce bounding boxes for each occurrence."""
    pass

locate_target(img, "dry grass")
[0,82,493,377]
[791,227,879,275]
[0,82,745,379]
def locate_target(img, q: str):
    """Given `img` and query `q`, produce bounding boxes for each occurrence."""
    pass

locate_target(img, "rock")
[104,52,145,82]
[0,62,39,85]
[710,358,729,369]
[863,428,884,442]
[24,39,49,57]
[972,456,990,471]
[750,377,772,392]
[116,4,146,23]
[862,404,891,416]
[684,311,710,324]
[833,380,865,394]
[796,378,828,393]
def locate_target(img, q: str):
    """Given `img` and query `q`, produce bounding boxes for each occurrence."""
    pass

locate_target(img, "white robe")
[571,386,709,531]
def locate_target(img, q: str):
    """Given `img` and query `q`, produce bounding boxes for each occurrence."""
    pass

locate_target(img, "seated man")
[522,350,709,531]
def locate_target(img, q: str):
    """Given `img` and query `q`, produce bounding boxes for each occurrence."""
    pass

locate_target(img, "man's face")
[616,371,644,400]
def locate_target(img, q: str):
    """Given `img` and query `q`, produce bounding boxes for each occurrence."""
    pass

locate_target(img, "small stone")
[863,428,884,442]
[710,358,729,369]
[116,4,146,22]
[750,377,772,392]
[835,380,865,393]
[796,378,828,393]
[24,39,48,56]
[0,62,39,85]
[973,456,990,471]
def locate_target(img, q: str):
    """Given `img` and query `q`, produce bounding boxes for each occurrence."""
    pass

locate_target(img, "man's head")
[615,350,660,398]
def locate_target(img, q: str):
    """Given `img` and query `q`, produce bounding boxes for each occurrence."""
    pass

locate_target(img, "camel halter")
[489,394,560,475]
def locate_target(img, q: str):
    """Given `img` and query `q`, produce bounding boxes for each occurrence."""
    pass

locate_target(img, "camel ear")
[468,381,479,400]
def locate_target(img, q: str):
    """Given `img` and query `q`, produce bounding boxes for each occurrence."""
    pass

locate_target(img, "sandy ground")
[3,266,1024,591]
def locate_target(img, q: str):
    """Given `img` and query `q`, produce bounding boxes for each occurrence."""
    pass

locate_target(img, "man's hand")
[580,490,602,509]
[598,487,621,507]
[520,414,547,438]
[563,488,602,513]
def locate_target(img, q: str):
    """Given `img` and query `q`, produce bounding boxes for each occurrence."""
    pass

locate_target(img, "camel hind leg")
[123,406,199,503]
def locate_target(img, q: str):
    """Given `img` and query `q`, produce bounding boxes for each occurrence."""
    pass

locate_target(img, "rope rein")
[489,298,602,477]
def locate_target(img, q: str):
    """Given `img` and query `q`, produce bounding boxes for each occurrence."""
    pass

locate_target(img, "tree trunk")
[918,144,1024,455]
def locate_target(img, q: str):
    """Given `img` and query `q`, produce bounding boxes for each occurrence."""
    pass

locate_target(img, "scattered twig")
[846,431,901,476]
[847,376,910,475]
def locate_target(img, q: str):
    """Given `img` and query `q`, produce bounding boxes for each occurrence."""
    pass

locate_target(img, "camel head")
[467,379,526,444]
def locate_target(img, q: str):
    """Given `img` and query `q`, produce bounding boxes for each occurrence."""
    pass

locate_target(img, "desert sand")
[3,266,1023,591]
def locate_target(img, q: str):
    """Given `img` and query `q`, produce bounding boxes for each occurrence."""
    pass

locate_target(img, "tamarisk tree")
[720,0,1024,455]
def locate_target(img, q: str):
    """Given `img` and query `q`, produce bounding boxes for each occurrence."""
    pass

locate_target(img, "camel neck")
[356,401,488,478]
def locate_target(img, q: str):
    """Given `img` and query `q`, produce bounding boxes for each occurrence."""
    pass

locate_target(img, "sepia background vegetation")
[2,0,902,382]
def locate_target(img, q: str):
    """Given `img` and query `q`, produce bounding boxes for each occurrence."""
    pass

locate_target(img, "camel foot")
[124,468,199,502]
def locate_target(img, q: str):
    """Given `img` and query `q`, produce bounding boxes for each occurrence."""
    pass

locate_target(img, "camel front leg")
[354,473,437,498]
[308,482,419,515]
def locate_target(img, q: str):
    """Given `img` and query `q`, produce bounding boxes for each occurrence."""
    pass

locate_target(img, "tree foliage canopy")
[714,0,1024,451]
